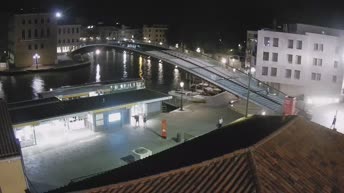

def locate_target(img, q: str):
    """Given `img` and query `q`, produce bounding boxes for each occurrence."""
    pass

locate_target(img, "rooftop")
[0,100,20,159]
[9,89,170,125]
[46,116,344,193]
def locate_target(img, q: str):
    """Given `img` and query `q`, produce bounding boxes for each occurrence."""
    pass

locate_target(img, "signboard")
[284,96,296,115]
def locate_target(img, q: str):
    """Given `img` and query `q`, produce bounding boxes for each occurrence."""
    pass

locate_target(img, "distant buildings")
[8,12,58,68]
[57,24,81,53]
[250,24,344,105]
[143,25,168,44]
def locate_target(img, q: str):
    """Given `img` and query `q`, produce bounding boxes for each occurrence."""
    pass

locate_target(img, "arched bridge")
[71,41,289,114]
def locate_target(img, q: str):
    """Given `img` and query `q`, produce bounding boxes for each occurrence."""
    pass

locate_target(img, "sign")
[284,96,296,115]
[161,119,167,139]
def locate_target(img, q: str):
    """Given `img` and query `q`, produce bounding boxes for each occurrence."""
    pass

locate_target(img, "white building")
[255,24,344,105]
[57,24,81,53]
[143,25,168,44]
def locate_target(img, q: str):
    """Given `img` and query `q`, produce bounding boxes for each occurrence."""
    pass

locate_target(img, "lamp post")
[33,53,40,69]
[180,81,184,111]
[245,67,255,117]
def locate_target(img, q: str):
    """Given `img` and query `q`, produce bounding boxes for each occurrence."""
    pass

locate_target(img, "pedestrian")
[143,114,147,128]
[218,117,223,128]
[330,111,337,129]
[266,87,270,95]
[133,115,139,127]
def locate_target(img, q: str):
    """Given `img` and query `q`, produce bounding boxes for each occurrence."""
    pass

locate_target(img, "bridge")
[72,41,291,115]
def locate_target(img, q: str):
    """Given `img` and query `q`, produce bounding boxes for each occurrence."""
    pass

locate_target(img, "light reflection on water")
[0,49,184,102]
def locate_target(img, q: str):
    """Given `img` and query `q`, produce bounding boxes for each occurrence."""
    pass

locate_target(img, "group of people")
[133,114,147,128]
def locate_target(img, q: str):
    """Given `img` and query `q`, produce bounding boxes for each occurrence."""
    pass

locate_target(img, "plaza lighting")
[175,43,179,48]
[159,42,163,45]
[148,40,151,43]
[221,57,227,64]
[95,49,100,55]
[196,47,201,53]
[180,81,185,111]
[262,111,266,116]
[233,68,236,72]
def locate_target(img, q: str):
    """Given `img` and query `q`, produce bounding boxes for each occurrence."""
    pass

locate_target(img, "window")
[262,67,268,76]
[63,39,65,43]
[47,28,50,37]
[58,39,61,44]
[296,40,302,49]
[288,39,293,48]
[22,30,25,40]
[34,19,37,24]
[58,28,61,34]
[264,37,270,46]
[72,39,74,43]
[287,54,293,64]
[76,28,79,33]
[273,38,278,47]
[72,28,75,33]
[271,67,277,76]
[34,29,38,38]
[28,44,32,50]
[333,75,337,83]
[96,114,104,126]
[318,59,322,66]
[28,19,31,24]
[28,29,31,38]
[296,55,301,64]
[272,53,278,62]
[22,19,25,25]
[311,73,316,80]
[313,58,322,66]
[67,28,70,34]
[47,18,50,23]
[316,73,321,80]
[320,44,323,51]
[34,44,38,50]
[314,43,319,51]
[63,28,66,34]
[294,70,300,79]
[67,39,70,43]
[40,44,44,49]
[263,52,269,61]
[285,69,292,78]
[41,18,44,24]
[334,61,338,68]
[109,113,121,122]
[40,29,44,37]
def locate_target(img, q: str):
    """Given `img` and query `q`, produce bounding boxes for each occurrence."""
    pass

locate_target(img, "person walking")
[143,114,147,128]
[133,115,139,127]
[330,110,338,130]
[218,117,223,128]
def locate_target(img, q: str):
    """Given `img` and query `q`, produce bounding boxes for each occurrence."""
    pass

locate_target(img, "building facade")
[254,24,344,105]
[57,24,81,53]
[8,12,57,68]
[143,25,168,44]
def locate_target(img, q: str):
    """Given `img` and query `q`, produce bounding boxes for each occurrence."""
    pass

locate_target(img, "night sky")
[1,0,344,50]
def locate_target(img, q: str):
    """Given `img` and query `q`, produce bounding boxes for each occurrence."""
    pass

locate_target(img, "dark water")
[0,49,184,103]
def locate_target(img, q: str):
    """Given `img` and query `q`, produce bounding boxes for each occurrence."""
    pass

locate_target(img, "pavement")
[22,98,242,193]
[310,103,344,134]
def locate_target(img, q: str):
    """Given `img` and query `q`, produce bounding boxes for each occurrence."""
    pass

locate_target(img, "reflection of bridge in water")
[72,41,290,114]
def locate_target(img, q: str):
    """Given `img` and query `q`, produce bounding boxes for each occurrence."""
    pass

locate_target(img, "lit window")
[264,37,270,46]
[109,113,121,122]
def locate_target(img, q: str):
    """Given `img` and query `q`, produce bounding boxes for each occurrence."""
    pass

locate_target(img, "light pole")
[180,81,184,111]
[33,53,40,69]
[245,67,255,117]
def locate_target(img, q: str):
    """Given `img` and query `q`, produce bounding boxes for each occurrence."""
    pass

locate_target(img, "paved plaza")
[22,99,242,193]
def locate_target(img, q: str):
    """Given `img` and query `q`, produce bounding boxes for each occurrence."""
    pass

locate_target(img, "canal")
[0,49,186,103]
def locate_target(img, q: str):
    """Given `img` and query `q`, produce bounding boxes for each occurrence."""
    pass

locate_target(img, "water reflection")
[139,56,143,79]
[173,66,180,87]
[158,60,164,84]
[96,64,101,82]
[123,51,128,78]
[146,58,152,79]
[31,76,44,98]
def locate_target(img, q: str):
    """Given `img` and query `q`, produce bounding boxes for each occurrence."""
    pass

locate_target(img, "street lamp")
[221,57,227,64]
[33,53,40,69]
[180,81,184,111]
[55,12,62,18]
[245,67,256,117]
[196,47,201,53]
[95,49,100,55]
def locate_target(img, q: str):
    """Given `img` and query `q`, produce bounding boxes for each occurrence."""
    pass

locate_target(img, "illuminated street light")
[175,43,179,48]
[148,40,151,43]
[95,49,100,55]
[159,42,163,45]
[180,81,185,111]
[233,68,236,72]
[196,47,201,53]
[262,111,266,116]
[33,53,40,69]
[221,57,227,64]
[55,12,62,18]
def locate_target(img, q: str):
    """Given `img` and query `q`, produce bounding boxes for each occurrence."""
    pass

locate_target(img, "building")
[45,115,344,193]
[0,100,28,193]
[114,25,142,41]
[57,24,81,53]
[143,25,168,44]
[8,12,57,68]
[254,24,344,105]
[245,30,257,68]
[8,80,171,148]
